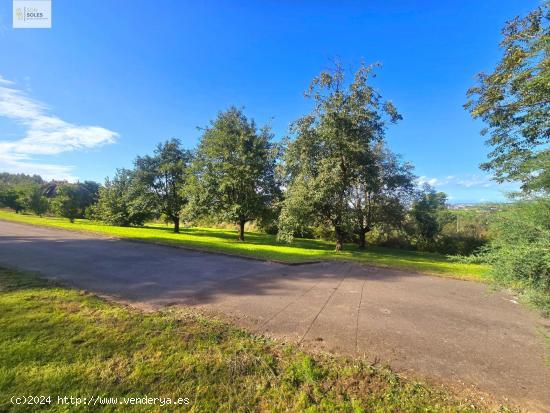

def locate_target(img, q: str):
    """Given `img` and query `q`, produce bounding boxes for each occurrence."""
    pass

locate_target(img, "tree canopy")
[278,62,402,251]
[350,143,415,248]
[93,169,153,226]
[189,107,280,241]
[134,139,192,233]
[50,182,99,223]
[411,185,448,242]
[465,2,549,194]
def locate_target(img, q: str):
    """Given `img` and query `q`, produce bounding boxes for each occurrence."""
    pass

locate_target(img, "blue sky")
[0,0,539,203]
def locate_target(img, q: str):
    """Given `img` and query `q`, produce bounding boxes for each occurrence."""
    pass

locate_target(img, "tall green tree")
[50,183,98,223]
[0,174,42,213]
[465,2,549,194]
[350,144,415,248]
[93,169,153,226]
[25,185,49,216]
[279,63,401,251]
[190,107,280,241]
[411,185,448,243]
[0,187,24,213]
[134,139,192,233]
[0,172,43,187]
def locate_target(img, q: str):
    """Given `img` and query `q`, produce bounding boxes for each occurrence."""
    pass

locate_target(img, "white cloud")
[0,75,13,85]
[416,174,495,189]
[416,175,457,187]
[0,75,118,181]
[0,156,77,182]
[455,175,493,188]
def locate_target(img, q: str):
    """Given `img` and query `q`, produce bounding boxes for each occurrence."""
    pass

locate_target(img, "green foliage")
[190,107,280,241]
[411,185,448,243]
[50,182,99,223]
[0,173,44,213]
[279,62,402,251]
[484,199,550,301]
[0,187,25,213]
[431,234,486,256]
[0,266,500,412]
[134,139,192,233]
[350,144,415,248]
[465,2,550,194]
[0,172,43,186]
[24,185,49,216]
[49,186,81,223]
[92,169,153,226]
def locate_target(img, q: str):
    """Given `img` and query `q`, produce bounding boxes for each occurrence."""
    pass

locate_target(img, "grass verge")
[0,266,509,412]
[0,211,488,280]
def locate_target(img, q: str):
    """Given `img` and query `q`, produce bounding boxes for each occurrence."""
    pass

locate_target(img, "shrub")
[434,234,486,255]
[485,199,550,299]
[92,169,153,227]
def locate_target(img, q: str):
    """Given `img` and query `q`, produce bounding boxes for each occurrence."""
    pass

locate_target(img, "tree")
[190,107,280,241]
[411,185,448,242]
[25,185,49,216]
[134,139,192,233]
[0,173,46,214]
[50,182,100,222]
[465,2,549,194]
[350,144,415,248]
[50,185,83,223]
[0,187,24,213]
[93,169,153,226]
[0,172,43,186]
[279,62,401,251]
[80,181,100,205]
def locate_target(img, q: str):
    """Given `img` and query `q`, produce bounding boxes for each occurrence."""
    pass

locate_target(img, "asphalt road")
[1,220,549,411]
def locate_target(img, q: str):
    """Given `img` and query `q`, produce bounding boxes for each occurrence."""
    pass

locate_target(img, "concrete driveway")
[0,220,549,411]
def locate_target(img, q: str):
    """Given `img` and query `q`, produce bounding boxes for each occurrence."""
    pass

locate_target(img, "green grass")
[0,266,509,412]
[0,210,489,280]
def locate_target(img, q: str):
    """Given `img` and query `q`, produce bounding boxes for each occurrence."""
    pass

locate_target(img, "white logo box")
[13,0,52,29]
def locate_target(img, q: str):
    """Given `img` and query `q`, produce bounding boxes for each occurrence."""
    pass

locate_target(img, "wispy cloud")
[417,174,494,188]
[0,75,13,85]
[0,75,118,181]
[416,173,522,203]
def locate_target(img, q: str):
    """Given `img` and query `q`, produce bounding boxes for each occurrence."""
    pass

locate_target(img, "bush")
[367,228,414,250]
[92,170,153,227]
[433,234,486,255]
[484,199,550,306]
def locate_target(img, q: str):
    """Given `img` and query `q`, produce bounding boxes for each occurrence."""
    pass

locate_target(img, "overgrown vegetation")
[464,1,549,314]
[482,200,549,315]
[0,266,509,412]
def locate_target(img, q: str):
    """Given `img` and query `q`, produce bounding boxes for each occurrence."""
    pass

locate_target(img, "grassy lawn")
[0,210,488,280]
[0,266,507,412]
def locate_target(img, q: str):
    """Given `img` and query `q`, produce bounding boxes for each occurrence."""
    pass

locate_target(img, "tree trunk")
[335,228,344,252]
[358,230,366,249]
[173,216,180,233]
[238,219,245,241]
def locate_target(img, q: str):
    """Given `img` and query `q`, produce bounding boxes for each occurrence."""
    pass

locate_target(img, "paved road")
[1,220,549,412]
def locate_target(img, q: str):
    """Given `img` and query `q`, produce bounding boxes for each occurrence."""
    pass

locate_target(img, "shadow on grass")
[142,225,453,266]
[0,213,485,277]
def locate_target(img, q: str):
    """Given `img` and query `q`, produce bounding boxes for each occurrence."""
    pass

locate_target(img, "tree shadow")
[0,234,415,307]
